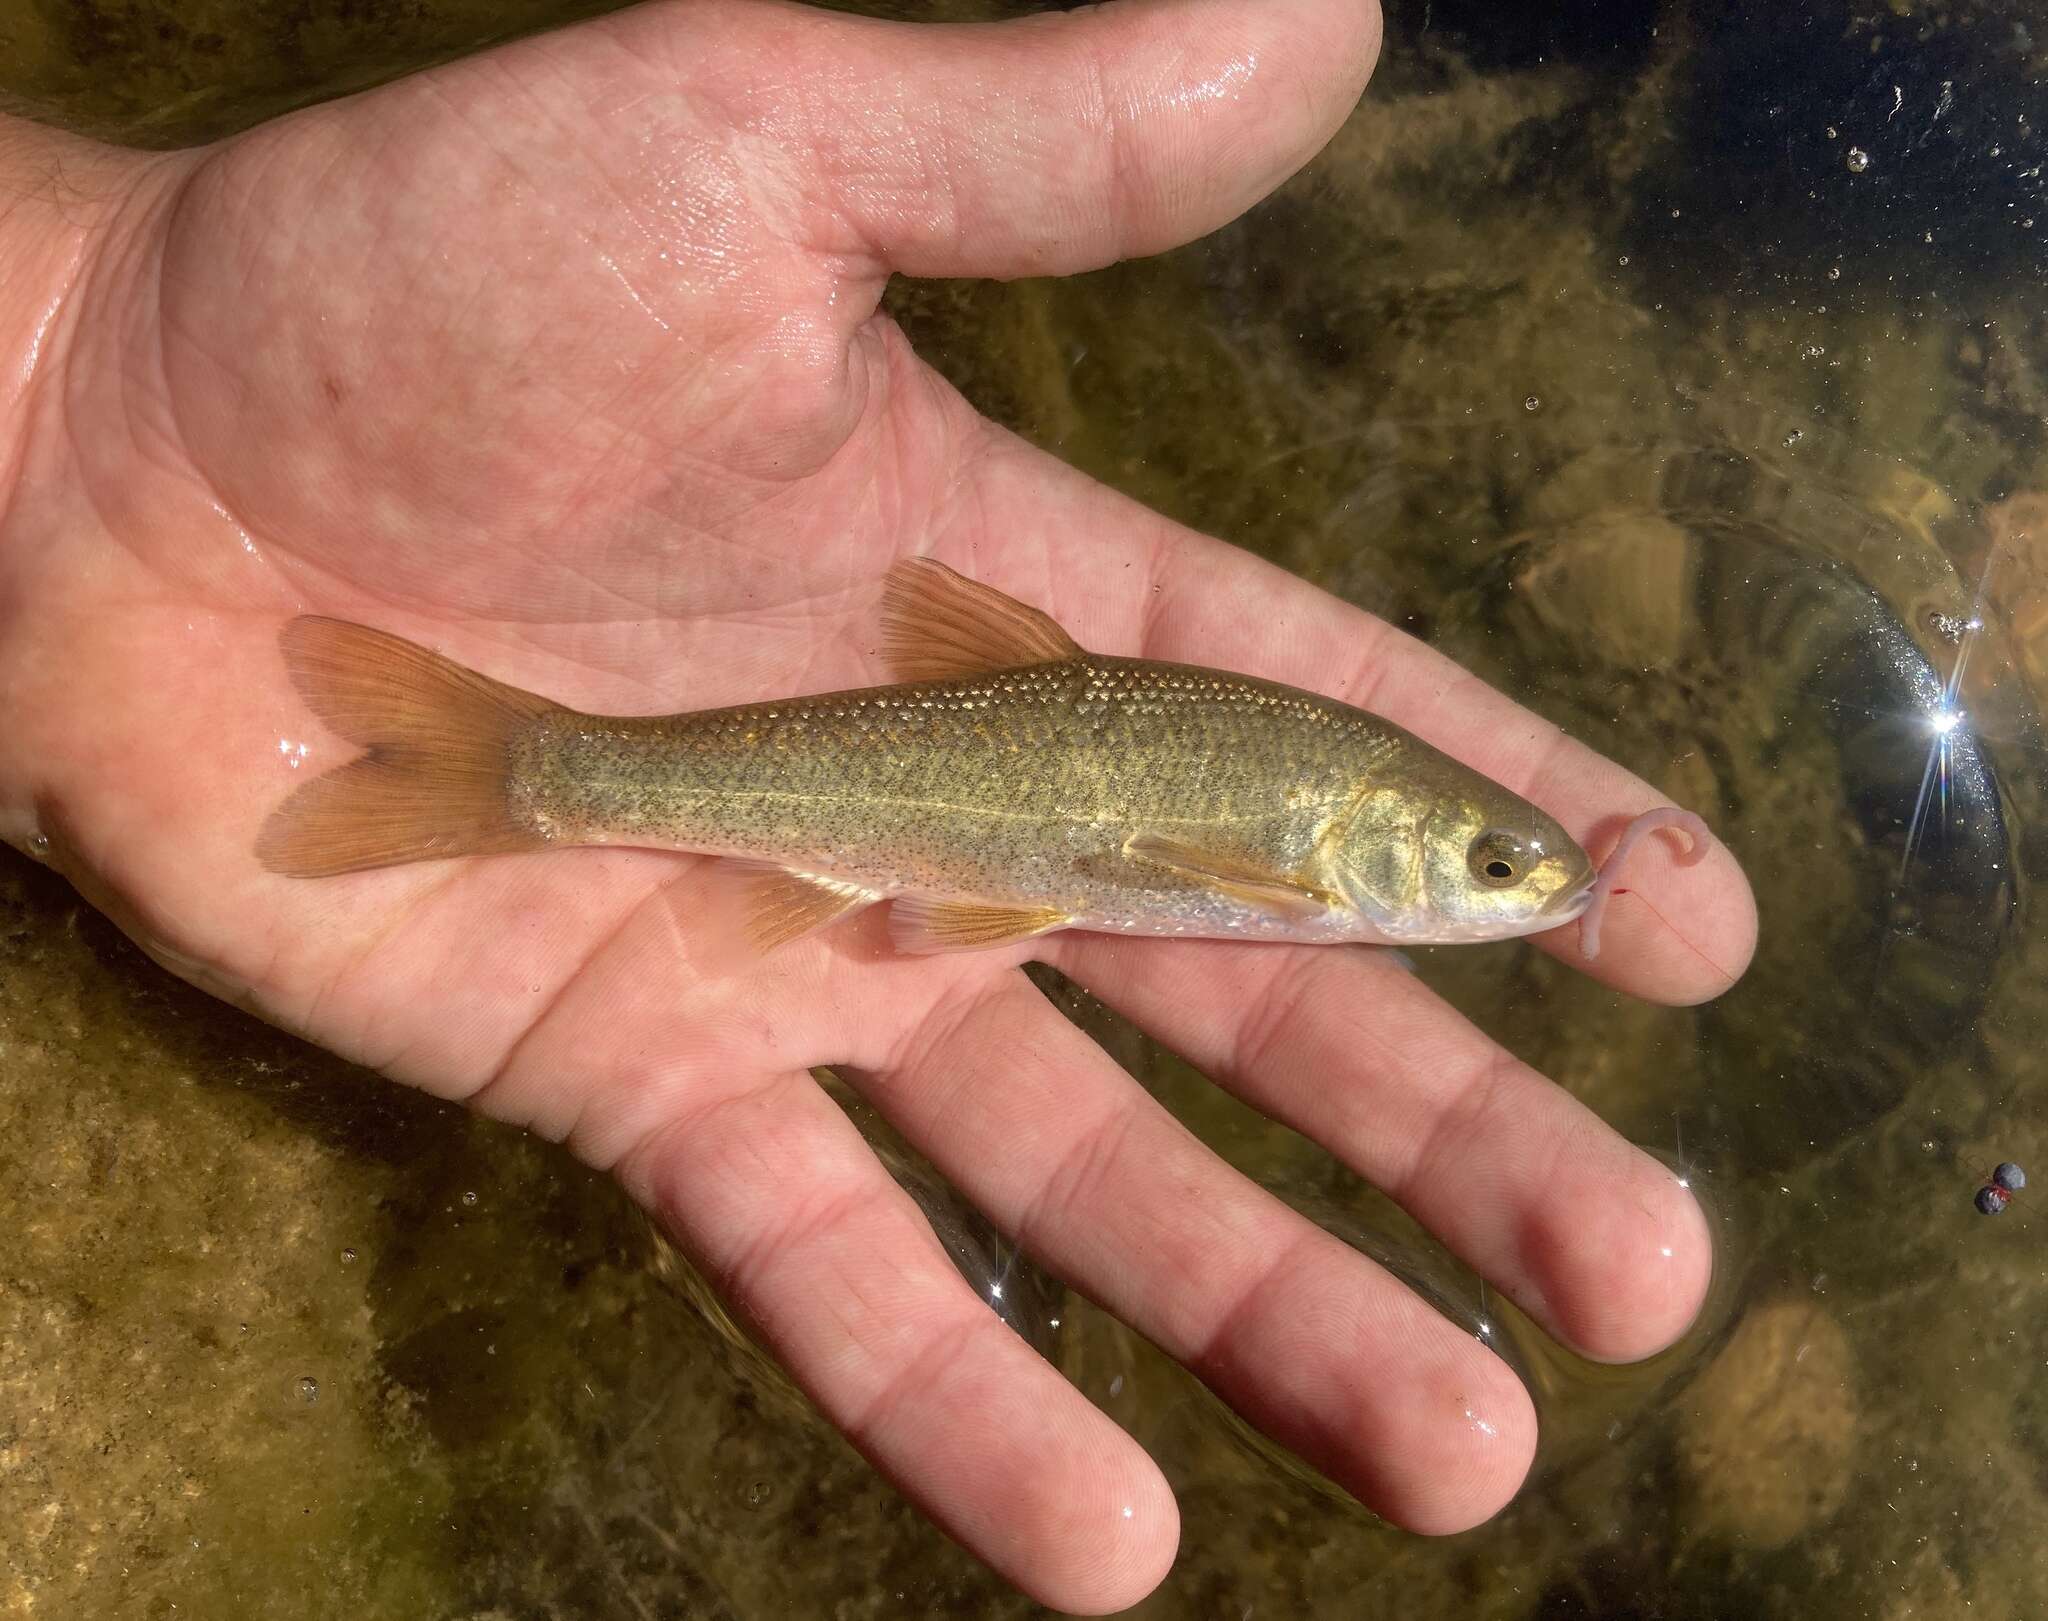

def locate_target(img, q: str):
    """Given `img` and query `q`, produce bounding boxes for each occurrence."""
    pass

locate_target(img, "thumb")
[721,0,1383,280]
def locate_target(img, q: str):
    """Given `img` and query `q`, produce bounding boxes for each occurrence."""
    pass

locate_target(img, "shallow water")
[6,1,2048,1616]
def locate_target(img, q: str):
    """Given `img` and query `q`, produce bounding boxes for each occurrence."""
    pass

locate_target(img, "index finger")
[935,429,1757,1004]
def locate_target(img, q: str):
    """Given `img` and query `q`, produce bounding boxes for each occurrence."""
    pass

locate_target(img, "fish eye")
[1467,831,1533,888]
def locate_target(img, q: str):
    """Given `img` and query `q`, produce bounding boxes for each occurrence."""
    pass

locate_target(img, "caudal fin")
[257,617,560,877]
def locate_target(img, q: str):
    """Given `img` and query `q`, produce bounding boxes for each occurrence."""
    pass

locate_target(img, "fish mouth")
[1542,880,1596,922]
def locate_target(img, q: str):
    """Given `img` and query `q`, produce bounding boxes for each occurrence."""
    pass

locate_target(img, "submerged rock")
[1677,1297,1857,1546]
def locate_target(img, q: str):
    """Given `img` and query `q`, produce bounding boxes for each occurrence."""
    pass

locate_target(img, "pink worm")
[1578,808,1712,960]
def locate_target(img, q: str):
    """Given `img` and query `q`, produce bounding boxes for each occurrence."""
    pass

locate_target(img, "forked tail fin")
[257,617,561,877]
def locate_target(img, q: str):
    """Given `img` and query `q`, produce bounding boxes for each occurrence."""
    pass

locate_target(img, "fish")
[257,558,1706,956]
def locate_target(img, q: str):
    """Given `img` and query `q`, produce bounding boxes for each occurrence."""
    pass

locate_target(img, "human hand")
[0,1,1755,1610]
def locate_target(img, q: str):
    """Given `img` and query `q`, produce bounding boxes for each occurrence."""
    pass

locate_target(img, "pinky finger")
[613,1066,1178,1615]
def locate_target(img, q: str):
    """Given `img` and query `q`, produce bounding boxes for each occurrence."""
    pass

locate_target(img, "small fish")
[258,560,1705,956]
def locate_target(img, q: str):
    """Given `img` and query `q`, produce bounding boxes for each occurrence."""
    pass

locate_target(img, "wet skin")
[0,1,1756,1611]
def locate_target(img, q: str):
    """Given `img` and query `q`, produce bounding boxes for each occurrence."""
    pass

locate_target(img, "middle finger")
[848,966,1539,1535]
[1050,933,1712,1364]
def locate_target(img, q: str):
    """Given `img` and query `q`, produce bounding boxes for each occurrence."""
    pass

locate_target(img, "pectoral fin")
[888,896,1072,955]
[880,558,1083,681]
[737,864,879,951]
[1123,833,1335,921]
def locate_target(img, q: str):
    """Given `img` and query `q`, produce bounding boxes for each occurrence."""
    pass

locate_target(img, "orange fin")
[880,558,1082,681]
[1123,833,1335,920]
[888,895,1071,955]
[257,617,560,877]
[737,864,878,951]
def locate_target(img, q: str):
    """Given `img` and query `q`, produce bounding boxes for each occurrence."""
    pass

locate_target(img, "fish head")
[1332,777,1595,943]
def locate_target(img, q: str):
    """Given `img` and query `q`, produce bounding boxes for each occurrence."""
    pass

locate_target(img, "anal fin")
[738,865,879,951]
[888,895,1072,955]
[1123,833,1335,921]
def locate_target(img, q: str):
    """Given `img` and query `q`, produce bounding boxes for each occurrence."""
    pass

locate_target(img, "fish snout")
[1543,879,1596,922]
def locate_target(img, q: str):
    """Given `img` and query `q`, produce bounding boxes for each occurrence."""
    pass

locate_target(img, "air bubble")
[1523,395,1541,412]
[461,1190,479,1207]
[1846,147,1871,173]
[1826,265,1842,281]
[340,1248,357,1265]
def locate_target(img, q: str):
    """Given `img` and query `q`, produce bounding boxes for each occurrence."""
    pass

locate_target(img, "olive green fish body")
[259,560,1601,953]
[513,657,1407,941]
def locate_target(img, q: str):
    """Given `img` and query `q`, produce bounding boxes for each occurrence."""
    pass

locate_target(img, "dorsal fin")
[879,558,1083,681]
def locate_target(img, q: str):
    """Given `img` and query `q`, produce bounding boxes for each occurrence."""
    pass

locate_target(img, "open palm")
[0,0,1754,1609]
